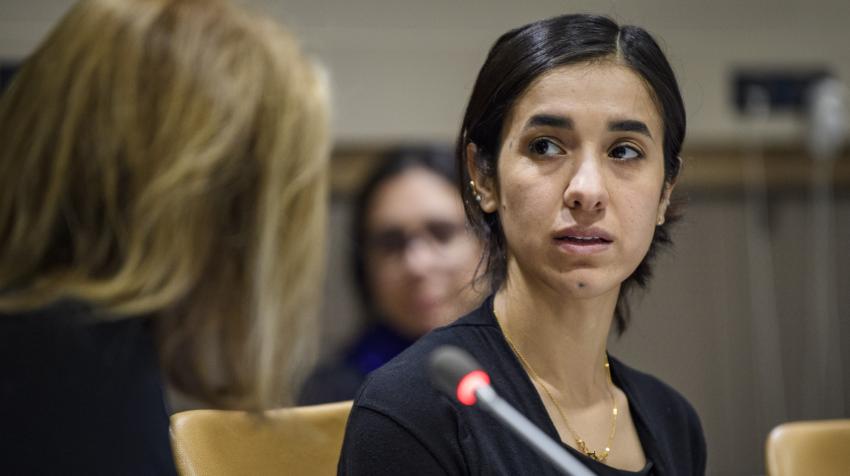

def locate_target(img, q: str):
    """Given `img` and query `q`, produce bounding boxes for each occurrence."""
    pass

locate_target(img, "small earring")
[657,215,665,226]
[469,180,482,203]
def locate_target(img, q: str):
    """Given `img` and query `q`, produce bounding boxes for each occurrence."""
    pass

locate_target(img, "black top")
[299,323,414,405]
[0,301,178,476]
[338,295,706,475]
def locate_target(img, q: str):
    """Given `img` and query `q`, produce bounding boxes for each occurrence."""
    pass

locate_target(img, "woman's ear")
[466,143,499,213]
[656,156,682,225]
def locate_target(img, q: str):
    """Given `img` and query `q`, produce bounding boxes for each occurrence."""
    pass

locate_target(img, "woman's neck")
[493,267,619,405]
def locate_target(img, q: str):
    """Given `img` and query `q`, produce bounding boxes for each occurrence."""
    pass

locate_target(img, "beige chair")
[170,400,353,476]
[766,419,850,476]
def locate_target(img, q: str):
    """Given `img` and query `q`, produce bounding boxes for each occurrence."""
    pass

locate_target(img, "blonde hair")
[0,0,329,409]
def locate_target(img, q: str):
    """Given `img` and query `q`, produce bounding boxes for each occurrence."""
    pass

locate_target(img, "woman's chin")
[554,273,621,299]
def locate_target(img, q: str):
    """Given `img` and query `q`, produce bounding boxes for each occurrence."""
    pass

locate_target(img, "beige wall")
[2,1,849,144]
[277,0,850,146]
[609,193,850,475]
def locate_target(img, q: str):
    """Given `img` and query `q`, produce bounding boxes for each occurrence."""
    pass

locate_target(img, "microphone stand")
[474,385,596,476]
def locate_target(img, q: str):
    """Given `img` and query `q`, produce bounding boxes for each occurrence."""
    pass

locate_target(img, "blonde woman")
[0,0,328,473]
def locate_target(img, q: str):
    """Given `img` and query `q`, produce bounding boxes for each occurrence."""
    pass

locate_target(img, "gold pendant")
[577,439,608,463]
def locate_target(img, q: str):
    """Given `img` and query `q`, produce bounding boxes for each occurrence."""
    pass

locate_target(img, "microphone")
[428,345,596,476]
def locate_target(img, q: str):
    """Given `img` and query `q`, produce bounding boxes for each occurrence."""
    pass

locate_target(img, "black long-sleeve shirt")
[338,295,706,475]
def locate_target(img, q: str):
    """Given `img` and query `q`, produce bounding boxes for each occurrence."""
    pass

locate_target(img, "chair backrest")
[170,400,353,476]
[766,419,850,476]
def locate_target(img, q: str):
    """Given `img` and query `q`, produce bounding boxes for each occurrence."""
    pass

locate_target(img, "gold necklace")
[499,317,618,463]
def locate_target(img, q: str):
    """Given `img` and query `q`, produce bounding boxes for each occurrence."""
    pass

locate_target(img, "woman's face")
[365,168,484,339]
[473,62,673,301]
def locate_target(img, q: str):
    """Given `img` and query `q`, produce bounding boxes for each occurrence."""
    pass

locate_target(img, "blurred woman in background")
[0,0,328,473]
[300,146,485,404]
[339,14,705,475]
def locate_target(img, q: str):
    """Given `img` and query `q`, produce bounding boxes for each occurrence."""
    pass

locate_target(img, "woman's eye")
[609,144,643,161]
[427,221,462,245]
[529,138,565,157]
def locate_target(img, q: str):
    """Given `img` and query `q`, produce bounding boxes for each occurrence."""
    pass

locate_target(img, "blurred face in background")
[364,167,484,339]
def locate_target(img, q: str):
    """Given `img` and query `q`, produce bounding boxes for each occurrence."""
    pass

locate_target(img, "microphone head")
[428,345,491,406]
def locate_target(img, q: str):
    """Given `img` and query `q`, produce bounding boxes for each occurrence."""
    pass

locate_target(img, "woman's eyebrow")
[524,114,573,130]
[523,115,654,141]
[609,119,653,139]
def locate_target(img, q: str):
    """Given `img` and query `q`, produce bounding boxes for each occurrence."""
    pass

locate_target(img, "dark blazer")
[0,301,177,475]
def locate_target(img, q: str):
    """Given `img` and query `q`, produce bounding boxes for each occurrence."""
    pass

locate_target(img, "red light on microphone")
[456,370,491,406]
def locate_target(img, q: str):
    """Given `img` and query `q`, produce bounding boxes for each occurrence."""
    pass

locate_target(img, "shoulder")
[0,301,159,370]
[354,303,497,410]
[342,308,498,473]
[354,317,481,419]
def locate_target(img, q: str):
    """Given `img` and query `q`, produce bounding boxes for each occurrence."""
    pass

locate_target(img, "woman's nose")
[401,238,438,276]
[563,154,609,212]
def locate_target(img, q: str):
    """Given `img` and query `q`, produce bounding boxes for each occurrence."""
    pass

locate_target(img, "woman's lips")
[553,226,613,255]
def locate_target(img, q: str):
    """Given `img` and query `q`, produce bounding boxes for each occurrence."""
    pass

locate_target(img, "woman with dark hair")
[339,14,705,475]
[299,146,485,404]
